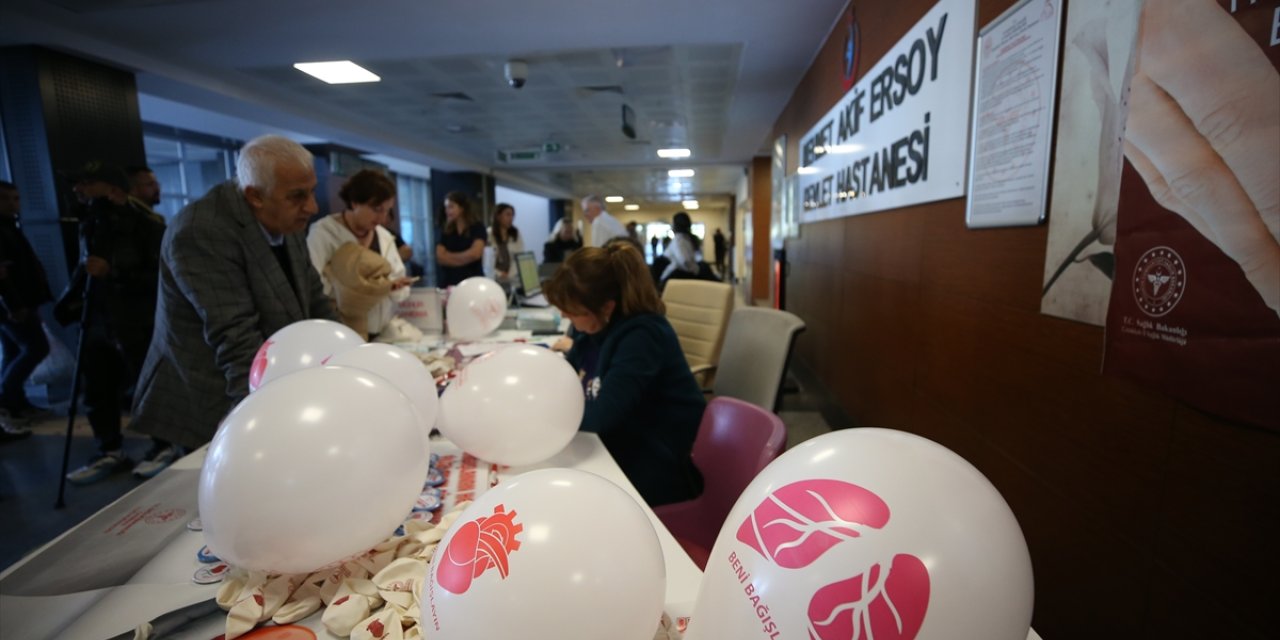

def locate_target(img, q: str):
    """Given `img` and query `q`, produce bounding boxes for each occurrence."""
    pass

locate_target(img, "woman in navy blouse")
[434,191,486,287]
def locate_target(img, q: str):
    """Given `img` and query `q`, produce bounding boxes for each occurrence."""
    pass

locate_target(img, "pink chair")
[654,396,787,570]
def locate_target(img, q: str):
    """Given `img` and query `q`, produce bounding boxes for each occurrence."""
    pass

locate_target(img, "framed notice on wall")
[965,0,1063,228]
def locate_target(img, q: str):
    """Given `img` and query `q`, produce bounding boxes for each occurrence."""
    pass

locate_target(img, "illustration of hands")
[1123,0,1280,317]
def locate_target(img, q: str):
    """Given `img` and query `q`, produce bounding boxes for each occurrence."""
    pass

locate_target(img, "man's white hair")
[580,194,604,210]
[236,135,313,194]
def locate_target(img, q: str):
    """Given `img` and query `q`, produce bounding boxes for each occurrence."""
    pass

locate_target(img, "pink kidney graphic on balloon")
[249,340,273,390]
[808,552,930,640]
[736,479,930,640]
[437,504,523,595]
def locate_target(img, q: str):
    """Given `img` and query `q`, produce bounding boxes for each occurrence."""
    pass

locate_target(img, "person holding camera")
[62,162,168,484]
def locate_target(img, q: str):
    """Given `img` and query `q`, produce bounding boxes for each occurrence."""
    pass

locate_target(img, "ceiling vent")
[432,92,475,102]
[578,85,625,96]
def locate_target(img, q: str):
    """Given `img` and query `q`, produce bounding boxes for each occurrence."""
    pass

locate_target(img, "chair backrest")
[712,307,806,411]
[692,396,788,530]
[662,279,734,375]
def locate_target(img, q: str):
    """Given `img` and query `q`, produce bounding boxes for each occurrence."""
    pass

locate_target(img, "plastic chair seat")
[654,396,787,569]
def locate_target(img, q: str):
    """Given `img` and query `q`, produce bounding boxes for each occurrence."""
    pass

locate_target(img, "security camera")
[504,60,528,89]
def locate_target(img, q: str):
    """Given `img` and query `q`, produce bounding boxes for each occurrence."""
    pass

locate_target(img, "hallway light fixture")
[657,148,691,159]
[294,61,380,84]
[624,204,640,211]
[668,169,695,178]
[605,196,625,203]
[682,200,700,209]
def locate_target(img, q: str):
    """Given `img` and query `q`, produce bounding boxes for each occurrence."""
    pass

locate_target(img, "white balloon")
[438,345,582,466]
[249,319,364,392]
[686,428,1034,640]
[327,343,439,443]
[424,469,665,640]
[200,366,428,575]
[446,277,507,340]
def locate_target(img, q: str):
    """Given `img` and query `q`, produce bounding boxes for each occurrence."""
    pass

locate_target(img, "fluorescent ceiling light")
[797,166,820,175]
[657,148,691,159]
[293,61,381,84]
[605,196,625,203]
[682,200,700,209]
[624,204,640,211]
[668,169,695,178]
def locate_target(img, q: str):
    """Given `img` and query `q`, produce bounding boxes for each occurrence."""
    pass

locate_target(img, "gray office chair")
[710,307,806,412]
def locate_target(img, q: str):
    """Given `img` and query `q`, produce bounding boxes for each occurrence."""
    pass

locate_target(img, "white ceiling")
[0,0,846,200]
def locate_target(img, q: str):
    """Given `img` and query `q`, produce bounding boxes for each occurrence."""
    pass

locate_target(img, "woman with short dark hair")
[544,242,705,506]
[306,169,412,337]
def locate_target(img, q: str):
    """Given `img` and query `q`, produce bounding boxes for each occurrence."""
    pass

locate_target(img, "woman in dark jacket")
[544,241,705,506]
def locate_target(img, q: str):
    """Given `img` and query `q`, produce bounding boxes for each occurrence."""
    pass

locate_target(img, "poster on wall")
[1039,1,1143,325]
[1103,0,1279,430]
[797,0,976,223]
[965,0,1064,228]
[770,135,798,244]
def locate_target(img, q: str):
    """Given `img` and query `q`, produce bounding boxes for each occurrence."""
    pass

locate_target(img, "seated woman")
[543,241,705,506]
[435,191,486,287]
[307,169,412,338]
[486,202,523,289]
[543,215,583,263]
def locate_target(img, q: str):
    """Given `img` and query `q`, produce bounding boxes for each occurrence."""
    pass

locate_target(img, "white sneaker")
[0,421,32,443]
[133,444,182,479]
[67,451,130,485]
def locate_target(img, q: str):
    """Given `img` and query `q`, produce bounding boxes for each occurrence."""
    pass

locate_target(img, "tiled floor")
[0,413,153,572]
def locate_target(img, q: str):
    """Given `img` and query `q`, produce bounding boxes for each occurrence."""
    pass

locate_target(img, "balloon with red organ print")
[424,468,665,640]
[249,319,363,392]
[685,428,1034,640]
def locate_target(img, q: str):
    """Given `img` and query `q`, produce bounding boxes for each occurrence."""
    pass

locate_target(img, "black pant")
[0,315,49,412]
[80,323,149,454]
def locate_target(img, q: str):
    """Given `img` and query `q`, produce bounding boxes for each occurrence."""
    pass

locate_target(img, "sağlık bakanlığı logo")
[1132,246,1186,318]
[436,503,523,594]
[734,479,931,640]
[841,7,862,92]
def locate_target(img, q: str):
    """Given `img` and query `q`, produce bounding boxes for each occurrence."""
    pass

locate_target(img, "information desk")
[1,415,1043,640]
[0,433,700,640]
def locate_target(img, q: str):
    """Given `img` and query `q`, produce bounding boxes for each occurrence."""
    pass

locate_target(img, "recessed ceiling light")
[668,169,695,178]
[682,200,700,209]
[293,61,381,84]
[605,196,625,203]
[624,204,640,211]
[657,148,691,159]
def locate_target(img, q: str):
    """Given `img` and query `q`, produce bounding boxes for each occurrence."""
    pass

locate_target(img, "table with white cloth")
[0,433,701,640]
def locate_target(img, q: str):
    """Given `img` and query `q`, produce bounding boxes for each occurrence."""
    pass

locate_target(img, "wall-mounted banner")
[798,0,976,223]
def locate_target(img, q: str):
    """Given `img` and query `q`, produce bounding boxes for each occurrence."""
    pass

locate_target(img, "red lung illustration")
[808,553,930,640]
[249,340,273,389]
[736,480,930,640]
[736,479,891,568]
[436,504,523,595]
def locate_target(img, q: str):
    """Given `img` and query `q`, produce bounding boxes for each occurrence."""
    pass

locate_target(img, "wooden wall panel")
[750,156,772,302]
[770,0,1280,637]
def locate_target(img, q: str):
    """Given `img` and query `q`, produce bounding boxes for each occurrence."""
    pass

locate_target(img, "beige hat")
[325,242,393,339]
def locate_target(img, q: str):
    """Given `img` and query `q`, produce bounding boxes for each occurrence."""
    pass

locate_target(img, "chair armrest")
[690,363,717,389]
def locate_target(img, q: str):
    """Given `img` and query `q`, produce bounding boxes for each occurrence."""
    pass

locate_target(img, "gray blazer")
[130,181,335,449]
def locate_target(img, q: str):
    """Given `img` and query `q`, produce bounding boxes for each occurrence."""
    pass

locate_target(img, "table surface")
[0,432,703,640]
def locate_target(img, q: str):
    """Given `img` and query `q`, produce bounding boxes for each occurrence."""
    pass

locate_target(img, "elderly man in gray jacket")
[129,135,336,475]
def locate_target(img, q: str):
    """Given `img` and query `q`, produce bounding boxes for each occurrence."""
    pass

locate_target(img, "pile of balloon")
[197,276,1036,640]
